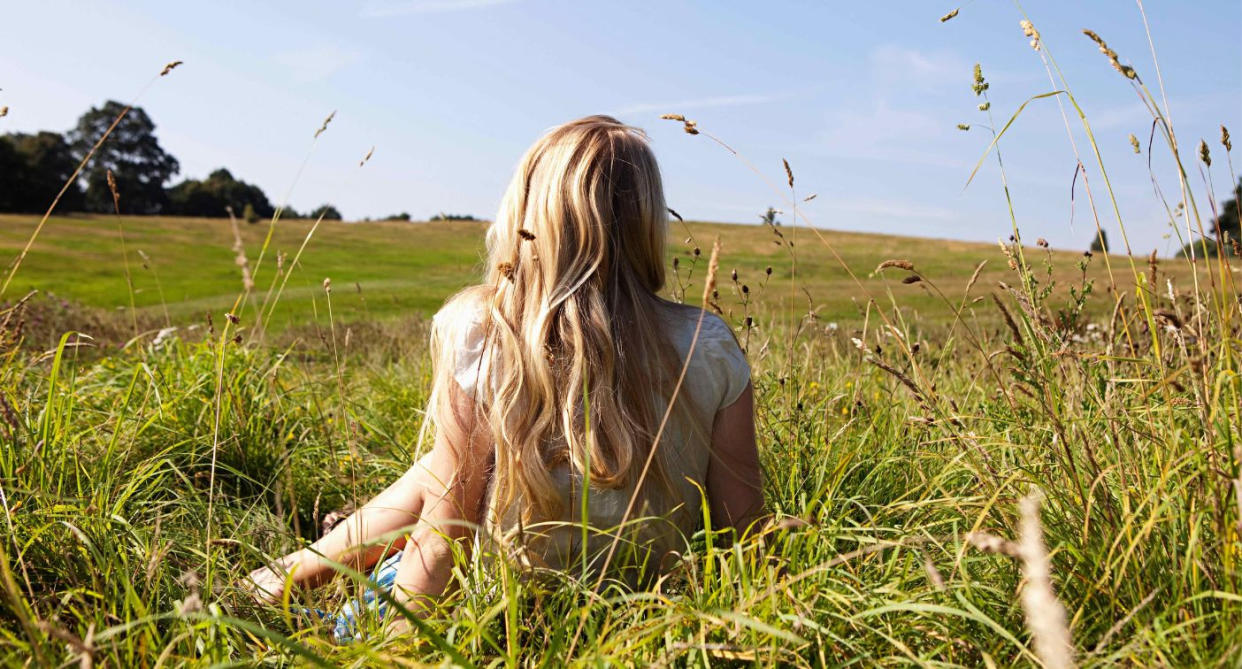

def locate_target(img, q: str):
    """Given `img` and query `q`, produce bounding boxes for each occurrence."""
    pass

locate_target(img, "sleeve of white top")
[432,299,487,398]
[703,314,751,412]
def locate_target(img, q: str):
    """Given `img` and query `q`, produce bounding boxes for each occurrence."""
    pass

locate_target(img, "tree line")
[0,100,346,221]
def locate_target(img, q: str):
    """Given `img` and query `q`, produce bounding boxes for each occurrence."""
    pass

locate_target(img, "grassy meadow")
[3,14,1242,669]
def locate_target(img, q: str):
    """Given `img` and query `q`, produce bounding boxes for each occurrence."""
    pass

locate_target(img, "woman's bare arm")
[388,381,492,617]
[245,450,444,602]
[706,383,765,535]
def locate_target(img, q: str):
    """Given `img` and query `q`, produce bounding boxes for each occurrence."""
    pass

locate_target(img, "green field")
[2,204,1240,665]
[0,212,1195,342]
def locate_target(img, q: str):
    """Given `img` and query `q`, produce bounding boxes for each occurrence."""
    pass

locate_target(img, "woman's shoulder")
[432,286,493,334]
[657,301,751,411]
[657,301,739,347]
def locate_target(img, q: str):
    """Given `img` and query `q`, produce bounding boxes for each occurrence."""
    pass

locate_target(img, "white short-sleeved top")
[431,298,751,576]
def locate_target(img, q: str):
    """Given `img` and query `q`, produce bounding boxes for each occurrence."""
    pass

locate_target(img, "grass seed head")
[106,169,120,211]
[322,277,332,294]
[518,229,536,241]
[1020,20,1042,50]
[939,8,959,22]
[972,64,988,95]
[1082,29,1137,80]
[701,240,720,306]
[978,101,991,112]
[782,158,794,188]
[160,60,183,76]
[1129,134,1141,153]
[1222,125,1232,152]
[876,259,915,272]
[1198,139,1211,166]
[314,110,336,139]
[0,106,7,118]
[359,146,375,167]
[1018,491,1076,669]
[957,123,971,131]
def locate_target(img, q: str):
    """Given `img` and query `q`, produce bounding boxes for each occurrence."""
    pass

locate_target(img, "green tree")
[2,131,84,212]
[68,101,179,214]
[309,204,342,221]
[167,168,274,218]
[1180,177,1241,258]
[1090,229,1109,254]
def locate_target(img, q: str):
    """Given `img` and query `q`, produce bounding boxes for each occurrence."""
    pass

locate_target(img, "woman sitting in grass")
[243,115,763,635]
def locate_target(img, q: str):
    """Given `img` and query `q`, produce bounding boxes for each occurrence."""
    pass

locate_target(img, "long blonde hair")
[431,115,684,523]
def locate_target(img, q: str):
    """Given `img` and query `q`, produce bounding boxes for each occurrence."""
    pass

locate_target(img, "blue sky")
[2,0,1239,254]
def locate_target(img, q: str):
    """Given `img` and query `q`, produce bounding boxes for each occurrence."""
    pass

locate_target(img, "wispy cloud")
[822,197,957,220]
[869,44,967,90]
[360,0,518,18]
[612,94,776,118]
[274,45,363,83]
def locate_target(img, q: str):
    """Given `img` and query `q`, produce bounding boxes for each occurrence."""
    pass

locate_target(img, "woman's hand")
[242,563,290,605]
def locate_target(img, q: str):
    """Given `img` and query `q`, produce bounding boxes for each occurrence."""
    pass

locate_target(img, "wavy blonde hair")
[430,115,686,524]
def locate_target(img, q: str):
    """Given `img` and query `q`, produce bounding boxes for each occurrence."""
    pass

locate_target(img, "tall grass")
[1,4,1240,666]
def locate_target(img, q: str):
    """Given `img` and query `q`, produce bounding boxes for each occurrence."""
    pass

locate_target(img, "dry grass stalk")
[965,531,1020,557]
[701,240,720,306]
[225,206,255,292]
[1018,492,1075,669]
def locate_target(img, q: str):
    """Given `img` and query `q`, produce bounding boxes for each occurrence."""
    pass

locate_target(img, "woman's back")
[435,296,751,577]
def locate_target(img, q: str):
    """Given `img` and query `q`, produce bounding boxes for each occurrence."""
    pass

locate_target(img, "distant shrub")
[429,212,476,221]
[242,203,258,224]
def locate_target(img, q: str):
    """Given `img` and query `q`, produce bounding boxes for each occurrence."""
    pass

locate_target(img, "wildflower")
[1129,134,1141,154]
[765,266,773,276]
[1082,29,1137,80]
[730,269,738,282]
[1198,139,1211,166]
[939,8,959,22]
[225,312,240,325]
[1222,125,1232,152]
